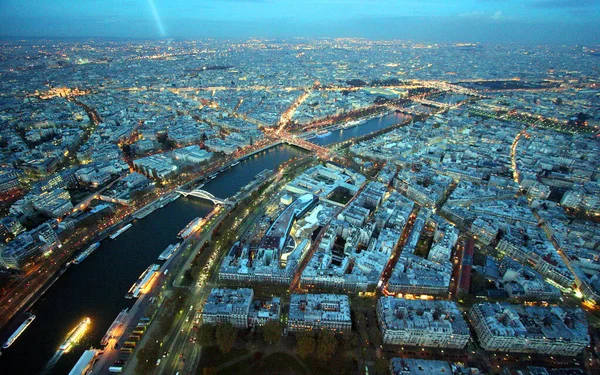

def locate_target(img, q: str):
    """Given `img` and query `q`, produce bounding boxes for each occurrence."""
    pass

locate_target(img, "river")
[0,143,306,375]
[309,112,409,146]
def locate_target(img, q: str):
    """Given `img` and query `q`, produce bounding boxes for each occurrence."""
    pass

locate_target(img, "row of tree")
[196,320,285,352]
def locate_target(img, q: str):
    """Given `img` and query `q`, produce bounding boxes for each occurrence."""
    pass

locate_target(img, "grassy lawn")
[217,352,308,375]
[254,353,307,375]
[197,346,250,370]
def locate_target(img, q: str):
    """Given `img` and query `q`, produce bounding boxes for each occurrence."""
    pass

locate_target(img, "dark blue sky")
[1,0,599,44]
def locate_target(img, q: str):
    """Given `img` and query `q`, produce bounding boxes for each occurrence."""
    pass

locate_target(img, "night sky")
[1,0,599,44]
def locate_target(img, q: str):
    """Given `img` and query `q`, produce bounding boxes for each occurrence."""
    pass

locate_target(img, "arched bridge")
[176,188,233,206]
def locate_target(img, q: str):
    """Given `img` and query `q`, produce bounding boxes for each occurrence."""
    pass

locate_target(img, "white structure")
[201,288,254,328]
[288,294,352,332]
[469,302,589,356]
[173,145,213,164]
[377,297,470,348]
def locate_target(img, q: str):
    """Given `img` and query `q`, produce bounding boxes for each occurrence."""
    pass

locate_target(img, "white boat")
[2,314,35,349]
[126,264,160,299]
[68,349,102,375]
[158,243,181,261]
[60,317,91,351]
[109,223,132,239]
[316,130,332,138]
[73,243,100,265]
[177,217,203,239]
[101,308,128,346]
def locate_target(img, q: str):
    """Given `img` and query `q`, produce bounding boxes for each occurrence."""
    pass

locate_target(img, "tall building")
[377,297,470,348]
[200,288,281,328]
[390,358,483,375]
[201,288,254,328]
[469,303,589,355]
[287,293,352,332]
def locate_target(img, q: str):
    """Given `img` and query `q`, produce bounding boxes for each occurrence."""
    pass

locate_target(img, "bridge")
[281,137,331,161]
[175,188,232,206]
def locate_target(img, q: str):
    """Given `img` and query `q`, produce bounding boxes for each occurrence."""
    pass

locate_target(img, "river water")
[309,112,409,146]
[0,143,306,375]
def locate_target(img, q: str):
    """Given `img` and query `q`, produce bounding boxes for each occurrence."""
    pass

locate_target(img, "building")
[390,358,483,375]
[200,288,280,328]
[527,182,551,201]
[31,188,74,217]
[248,297,282,327]
[0,168,22,193]
[172,145,213,164]
[133,154,178,179]
[0,233,38,269]
[470,217,499,245]
[201,288,254,328]
[0,216,25,243]
[387,253,452,296]
[286,164,365,203]
[501,366,586,375]
[377,297,470,348]
[204,138,238,154]
[287,294,352,332]
[301,183,409,292]
[219,194,317,284]
[469,303,589,355]
[499,258,561,301]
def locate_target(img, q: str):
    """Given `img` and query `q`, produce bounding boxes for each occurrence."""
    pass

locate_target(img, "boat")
[316,130,332,138]
[68,349,102,375]
[126,264,160,299]
[2,314,35,349]
[231,161,240,166]
[100,308,128,346]
[73,243,100,265]
[60,317,91,351]
[177,217,203,239]
[134,206,156,220]
[158,243,181,261]
[109,223,132,240]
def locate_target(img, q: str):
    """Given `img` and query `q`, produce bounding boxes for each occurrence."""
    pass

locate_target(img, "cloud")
[206,0,270,2]
[528,0,600,8]
[458,10,504,20]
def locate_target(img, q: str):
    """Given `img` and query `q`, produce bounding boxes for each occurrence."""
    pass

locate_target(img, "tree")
[197,324,216,347]
[354,311,368,345]
[317,330,338,361]
[135,334,161,374]
[203,367,218,375]
[296,332,316,359]
[262,320,283,344]
[470,272,487,294]
[342,331,360,352]
[182,268,194,285]
[216,322,236,353]
[373,358,389,375]
[368,325,383,348]
[330,353,357,375]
